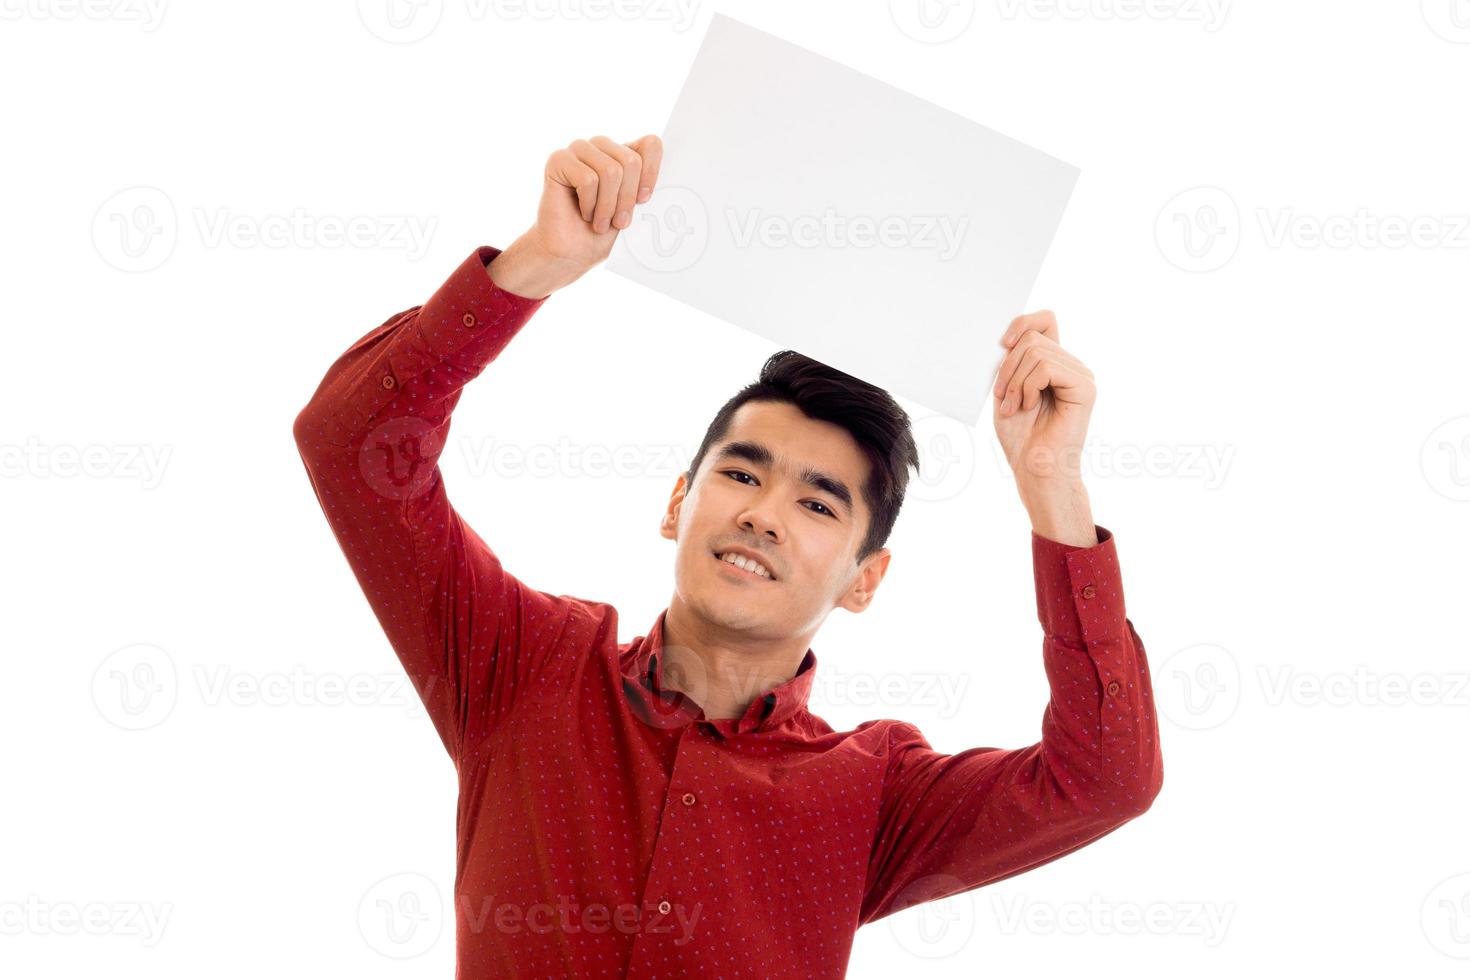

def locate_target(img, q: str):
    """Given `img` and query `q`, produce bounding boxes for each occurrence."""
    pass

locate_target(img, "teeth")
[718,552,772,579]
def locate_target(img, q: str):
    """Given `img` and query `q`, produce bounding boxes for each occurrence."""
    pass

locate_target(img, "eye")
[722,471,837,518]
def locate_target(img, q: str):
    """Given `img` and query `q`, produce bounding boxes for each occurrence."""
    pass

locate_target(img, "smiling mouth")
[712,551,777,582]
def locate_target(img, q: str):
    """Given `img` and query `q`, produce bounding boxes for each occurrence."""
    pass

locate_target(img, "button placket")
[632,719,704,960]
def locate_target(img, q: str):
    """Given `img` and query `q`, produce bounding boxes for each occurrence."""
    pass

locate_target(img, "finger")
[546,148,601,223]
[1001,309,1059,348]
[1003,345,1065,414]
[1013,355,1093,414]
[590,135,642,230]
[1000,346,1046,413]
[993,325,1095,400]
[1015,354,1053,413]
[992,329,1055,400]
[569,138,624,233]
[626,133,663,203]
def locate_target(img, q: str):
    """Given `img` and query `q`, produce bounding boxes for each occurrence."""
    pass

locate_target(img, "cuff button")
[380,374,396,389]
[462,312,477,328]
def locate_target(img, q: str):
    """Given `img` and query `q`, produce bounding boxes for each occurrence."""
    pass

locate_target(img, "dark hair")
[684,350,921,566]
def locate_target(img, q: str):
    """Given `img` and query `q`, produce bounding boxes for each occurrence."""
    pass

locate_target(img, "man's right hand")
[488,133,664,299]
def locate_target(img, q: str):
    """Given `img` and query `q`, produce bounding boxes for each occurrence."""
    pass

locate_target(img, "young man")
[293,132,1162,978]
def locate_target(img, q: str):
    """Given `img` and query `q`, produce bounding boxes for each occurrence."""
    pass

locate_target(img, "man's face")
[660,400,891,640]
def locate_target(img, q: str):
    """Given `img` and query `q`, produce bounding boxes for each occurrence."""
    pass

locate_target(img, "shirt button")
[1081,585,1096,599]
[1106,680,1120,696]
[380,374,396,389]
[657,900,671,915]
[462,312,477,328]
[682,792,696,806]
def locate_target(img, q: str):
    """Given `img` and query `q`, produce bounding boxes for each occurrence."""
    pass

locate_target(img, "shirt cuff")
[1032,524,1127,647]
[414,245,551,363]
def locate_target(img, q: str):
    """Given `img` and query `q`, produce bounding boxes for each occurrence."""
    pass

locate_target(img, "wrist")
[485,234,589,300]
[1019,479,1097,547]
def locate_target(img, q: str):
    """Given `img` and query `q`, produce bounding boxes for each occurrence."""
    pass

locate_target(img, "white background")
[3,1,1469,977]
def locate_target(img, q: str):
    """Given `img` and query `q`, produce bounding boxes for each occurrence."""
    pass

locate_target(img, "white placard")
[605,12,1080,426]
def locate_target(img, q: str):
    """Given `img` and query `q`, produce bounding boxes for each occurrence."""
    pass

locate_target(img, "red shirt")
[293,245,1164,978]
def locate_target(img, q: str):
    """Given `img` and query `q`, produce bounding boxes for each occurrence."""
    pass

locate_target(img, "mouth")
[712,551,777,582]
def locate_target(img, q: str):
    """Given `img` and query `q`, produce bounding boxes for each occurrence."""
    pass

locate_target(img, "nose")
[738,507,781,545]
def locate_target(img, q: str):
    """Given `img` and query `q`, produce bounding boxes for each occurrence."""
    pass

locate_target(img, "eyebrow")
[712,440,855,518]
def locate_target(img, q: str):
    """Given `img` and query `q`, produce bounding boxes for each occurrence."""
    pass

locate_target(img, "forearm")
[485,233,592,300]
[1019,478,1097,547]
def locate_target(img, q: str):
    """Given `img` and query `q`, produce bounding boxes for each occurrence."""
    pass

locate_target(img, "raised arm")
[291,133,663,762]
[863,309,1161,923]
[860,525,1163,923]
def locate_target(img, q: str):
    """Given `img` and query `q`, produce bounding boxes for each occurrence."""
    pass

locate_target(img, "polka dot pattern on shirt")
[292,245,1164,978]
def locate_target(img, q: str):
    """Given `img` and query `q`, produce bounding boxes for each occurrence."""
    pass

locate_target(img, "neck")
[659,597,812,720]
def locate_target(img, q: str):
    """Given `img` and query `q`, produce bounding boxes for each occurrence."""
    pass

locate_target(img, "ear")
[838,547,891,614]
[660,471,691,542]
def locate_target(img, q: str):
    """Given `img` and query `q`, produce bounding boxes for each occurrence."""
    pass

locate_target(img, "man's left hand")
[990,311,1099,546]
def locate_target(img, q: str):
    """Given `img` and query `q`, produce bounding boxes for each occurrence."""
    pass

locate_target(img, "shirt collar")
[630,608,816,736]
